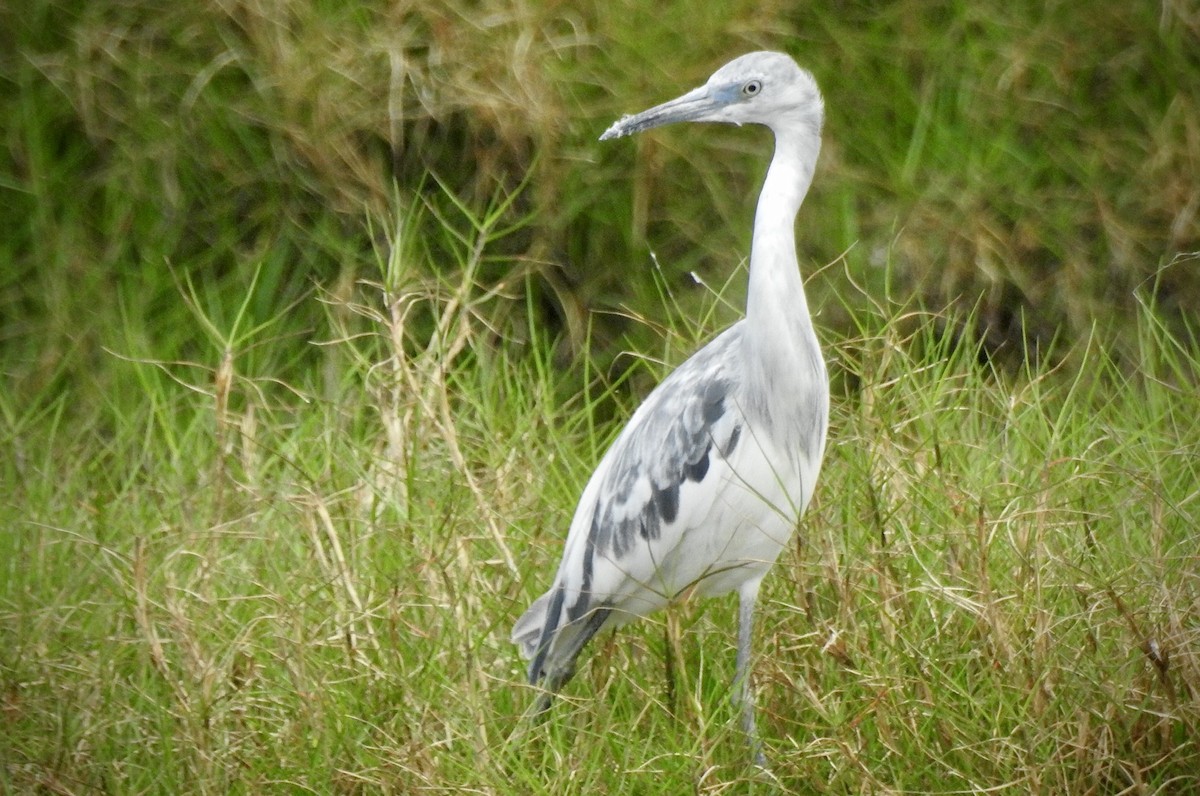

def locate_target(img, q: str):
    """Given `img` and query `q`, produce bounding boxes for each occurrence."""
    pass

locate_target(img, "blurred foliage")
[1,0,1198,404]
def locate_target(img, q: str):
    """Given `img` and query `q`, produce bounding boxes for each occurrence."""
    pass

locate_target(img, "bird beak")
[599,85,716,141]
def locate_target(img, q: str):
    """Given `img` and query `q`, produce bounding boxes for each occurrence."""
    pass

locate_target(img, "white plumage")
[512,51,829,762]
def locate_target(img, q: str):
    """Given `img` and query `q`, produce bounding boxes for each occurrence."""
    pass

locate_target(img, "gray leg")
[735,580,767,767]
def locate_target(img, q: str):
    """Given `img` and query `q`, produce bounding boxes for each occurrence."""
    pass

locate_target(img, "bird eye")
[742,80,762,97]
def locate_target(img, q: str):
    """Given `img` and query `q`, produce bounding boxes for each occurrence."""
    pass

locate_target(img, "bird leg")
[735,581,767,767]
[663,614,678,715]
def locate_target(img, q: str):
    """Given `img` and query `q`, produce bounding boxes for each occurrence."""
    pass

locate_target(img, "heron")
[512,51,828,761]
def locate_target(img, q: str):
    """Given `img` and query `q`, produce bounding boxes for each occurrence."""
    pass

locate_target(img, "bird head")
[600,51,823,141]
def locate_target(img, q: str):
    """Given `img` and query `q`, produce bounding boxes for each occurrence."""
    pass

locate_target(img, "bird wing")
[515,324,753,684]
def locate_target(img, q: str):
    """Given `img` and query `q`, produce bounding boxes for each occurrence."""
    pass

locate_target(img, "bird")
[511,51,829,762]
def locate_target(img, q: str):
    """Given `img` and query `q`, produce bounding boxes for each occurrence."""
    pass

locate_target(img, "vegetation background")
[2,0,1198,792]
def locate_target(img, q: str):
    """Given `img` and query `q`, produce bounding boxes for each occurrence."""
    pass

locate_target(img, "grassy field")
[3,0,1200,793]
[3,198,1198,792]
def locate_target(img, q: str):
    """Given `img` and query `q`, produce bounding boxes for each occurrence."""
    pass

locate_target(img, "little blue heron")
[512,51,829,762]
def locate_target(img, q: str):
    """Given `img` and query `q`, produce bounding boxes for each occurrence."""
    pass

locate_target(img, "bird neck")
[739,125,827,455]
[746,127,819,336]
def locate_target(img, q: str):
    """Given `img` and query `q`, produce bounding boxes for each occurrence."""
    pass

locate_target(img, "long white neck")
[740,124,827,462]
[746,127,819,327]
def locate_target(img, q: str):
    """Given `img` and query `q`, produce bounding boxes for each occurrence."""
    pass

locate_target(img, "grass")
[2,184,1199,792]
[2,0,1199,792]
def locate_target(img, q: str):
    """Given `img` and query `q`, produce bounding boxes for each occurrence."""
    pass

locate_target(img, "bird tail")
[512,587,611,710]
[511,591,553,661]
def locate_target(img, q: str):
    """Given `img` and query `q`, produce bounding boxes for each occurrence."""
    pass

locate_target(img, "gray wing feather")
[517,325,746,689]
[580,326,744,595]
[593,361,740,559]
